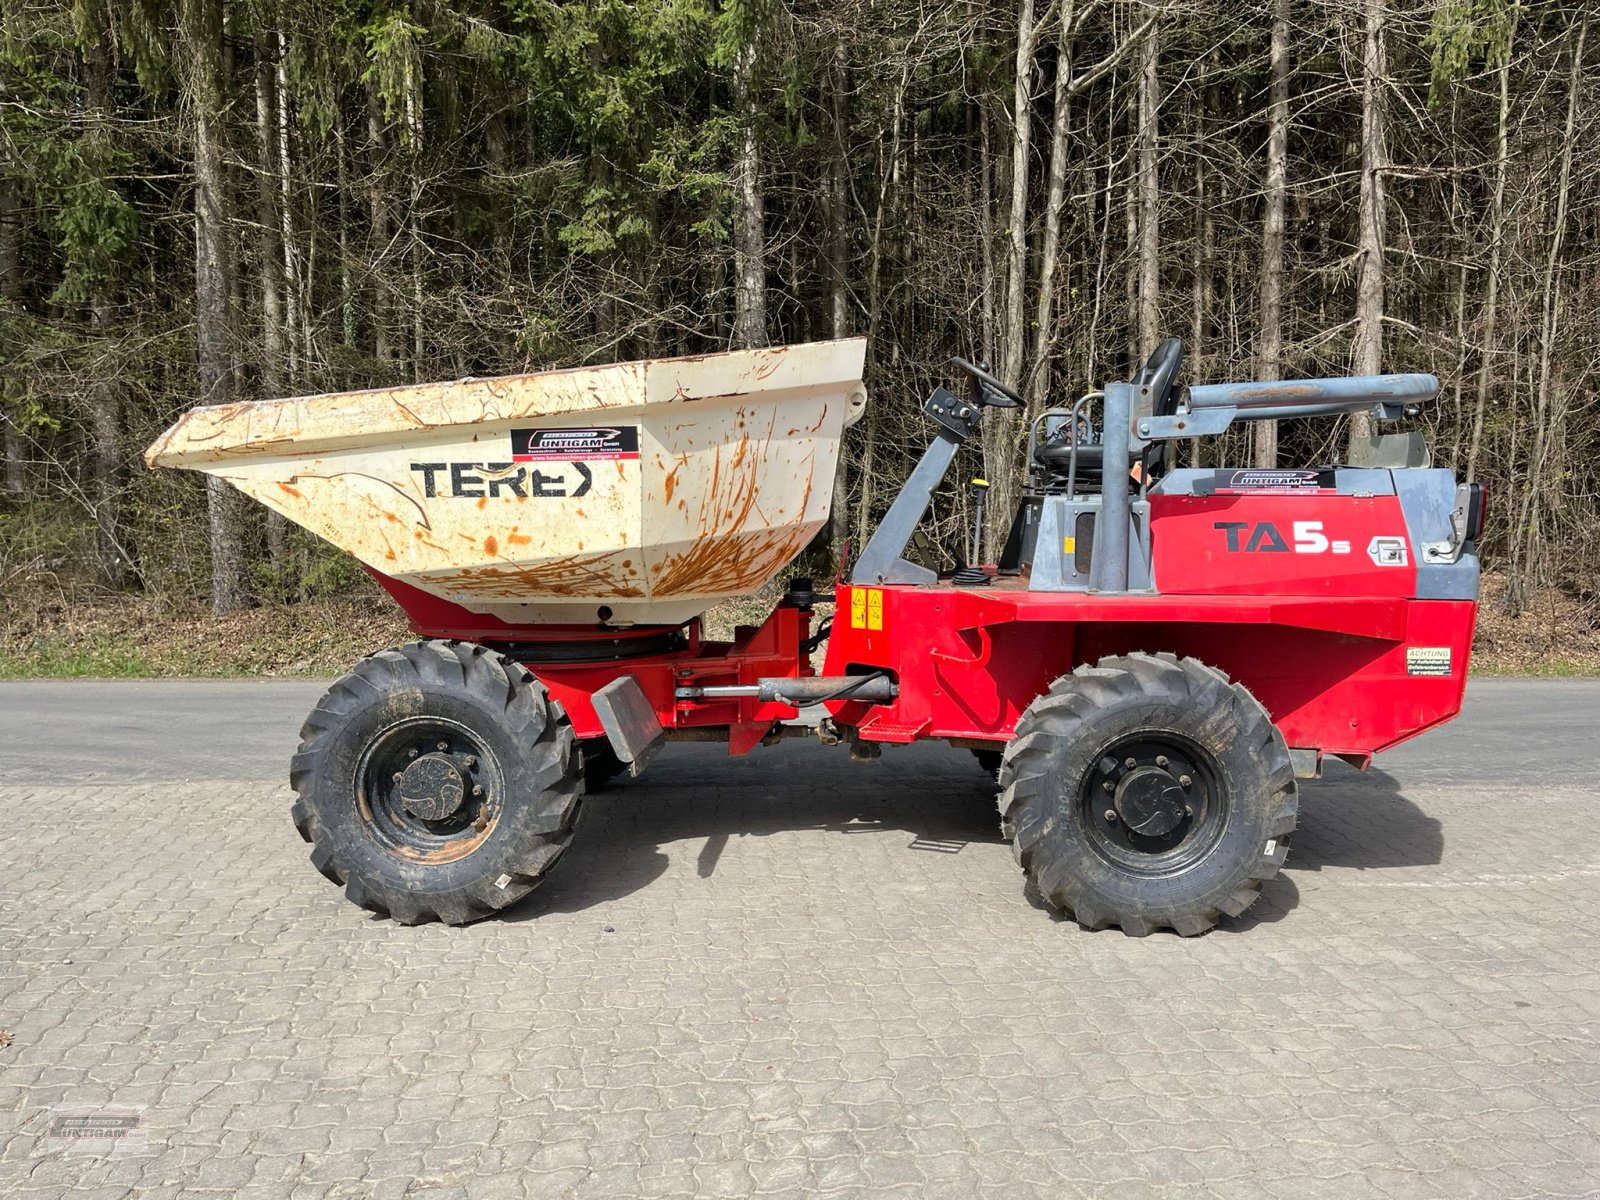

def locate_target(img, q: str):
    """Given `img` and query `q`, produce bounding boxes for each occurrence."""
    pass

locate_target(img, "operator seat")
[1035,338,1184,492]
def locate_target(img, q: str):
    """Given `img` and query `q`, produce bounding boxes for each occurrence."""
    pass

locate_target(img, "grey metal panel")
[1029,496,1151,593]
[1332,468,1400,495]
[1392,469,1480,601]
[849,430,957,585]
[1149,469,1397,497]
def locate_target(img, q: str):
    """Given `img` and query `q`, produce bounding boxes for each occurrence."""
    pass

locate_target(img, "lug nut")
[1156,755,1169,768]
[472,784,484,797]
[463,755,477,769]
[1103,780,1115,792]
[392,772,403,782]
[407,748,418,758]
[436,741,448,751]
[1104,809,1117,823]
[1124,757,1137,769]
[1179,775,1192,788]
[1184,805,1193,816]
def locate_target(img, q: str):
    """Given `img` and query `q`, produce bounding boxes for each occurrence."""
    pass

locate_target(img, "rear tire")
[290,640,583,925]
[1000,652,1297,937]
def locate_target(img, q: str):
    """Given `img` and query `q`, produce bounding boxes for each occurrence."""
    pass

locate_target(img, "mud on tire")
[290,640,583,925]
[999,652,1297,937]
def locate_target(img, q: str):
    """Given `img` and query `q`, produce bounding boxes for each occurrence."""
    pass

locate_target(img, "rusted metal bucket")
[147,339,868,626]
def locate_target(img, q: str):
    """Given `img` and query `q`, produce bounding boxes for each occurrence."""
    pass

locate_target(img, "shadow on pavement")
[499,743,1444,928]
[1231,763,1444,931]
[503,739,1008,921]
[1289,763,1445,871]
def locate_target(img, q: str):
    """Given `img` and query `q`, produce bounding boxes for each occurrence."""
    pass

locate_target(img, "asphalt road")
[1,678,1597,1199]
[0,676,1592,787]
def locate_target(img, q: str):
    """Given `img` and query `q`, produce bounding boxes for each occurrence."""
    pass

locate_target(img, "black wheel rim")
[355,716,503,864]
[1077,730,1227,875]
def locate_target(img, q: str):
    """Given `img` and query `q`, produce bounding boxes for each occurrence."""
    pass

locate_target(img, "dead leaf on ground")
[0,1030,13,1050]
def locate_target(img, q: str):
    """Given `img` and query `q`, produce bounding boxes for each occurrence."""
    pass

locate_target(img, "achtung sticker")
[850,587,885,631]
[1407,647,1452,677]
[510,426,639,462]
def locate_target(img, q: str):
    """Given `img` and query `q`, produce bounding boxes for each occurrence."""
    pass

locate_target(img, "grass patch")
[0,636,170,679]
[0,572,1594,679]
[0,588,409,679]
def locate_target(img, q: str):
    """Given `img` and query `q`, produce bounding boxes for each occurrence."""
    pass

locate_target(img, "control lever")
[953,477,993,587]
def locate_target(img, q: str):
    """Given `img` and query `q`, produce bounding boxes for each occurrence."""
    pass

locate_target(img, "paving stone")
[2,692,1599,1200]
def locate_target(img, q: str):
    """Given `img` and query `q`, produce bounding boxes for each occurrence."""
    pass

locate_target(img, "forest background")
[0,0,1594,675]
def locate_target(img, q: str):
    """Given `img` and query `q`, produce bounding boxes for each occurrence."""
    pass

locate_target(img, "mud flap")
[592,675,666,777]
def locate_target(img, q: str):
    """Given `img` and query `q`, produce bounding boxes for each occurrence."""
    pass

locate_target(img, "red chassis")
[373,487,1477,773]
[374,571,819,757]
[824,584,1474,769]
[826,487,1478,768]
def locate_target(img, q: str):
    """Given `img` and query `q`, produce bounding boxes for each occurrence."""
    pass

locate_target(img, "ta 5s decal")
[1214,520,1354,555]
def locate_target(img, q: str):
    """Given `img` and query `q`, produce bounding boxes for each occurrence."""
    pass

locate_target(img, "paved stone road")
[1,679,1598,1199]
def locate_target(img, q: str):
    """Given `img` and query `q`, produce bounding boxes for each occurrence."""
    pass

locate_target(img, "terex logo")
[511,426,640,462]
[410,461,593,499]
[1214,520,1353,555]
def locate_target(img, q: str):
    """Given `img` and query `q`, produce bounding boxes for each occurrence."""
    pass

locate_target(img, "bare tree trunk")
[275,28,302,383]
[1349,0,1386,452]
[0,76,21,501]
[335,122,355,352]
[254,37,286,395]
[1026,0,1078,407]
[367,86,393,367]
[404,53,425,377]
[1465,9,1517,485]
[253,26,292,585]
[1508,14,1586,611]
[181,0,248,613]
[1136,16,1160,362]
[827,42,852,565]
[1124,142,1138,372]
[731,37,767,349]
[979,99,997,359]
[81,38,125,588]
[999,0,1040,389]
[1189,142,1205,446]
[1253,0,1289,467]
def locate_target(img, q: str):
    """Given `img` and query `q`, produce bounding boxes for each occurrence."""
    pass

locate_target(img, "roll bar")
[1135,373,1439,442]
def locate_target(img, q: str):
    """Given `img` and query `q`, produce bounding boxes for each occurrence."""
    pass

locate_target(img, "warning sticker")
[1407,647,1452,677]
[850,588,884,631]
[510,426,639,462]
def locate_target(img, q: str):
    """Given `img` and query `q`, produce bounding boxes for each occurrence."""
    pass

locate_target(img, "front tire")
[290,640,583,925]
[1000,653,1297,936]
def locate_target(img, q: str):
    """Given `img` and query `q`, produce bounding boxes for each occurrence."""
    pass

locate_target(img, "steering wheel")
[949,357,1023,409]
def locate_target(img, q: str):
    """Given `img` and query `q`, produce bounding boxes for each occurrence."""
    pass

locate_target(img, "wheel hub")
[397,753,467,821]
[1113,766,1187,837]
